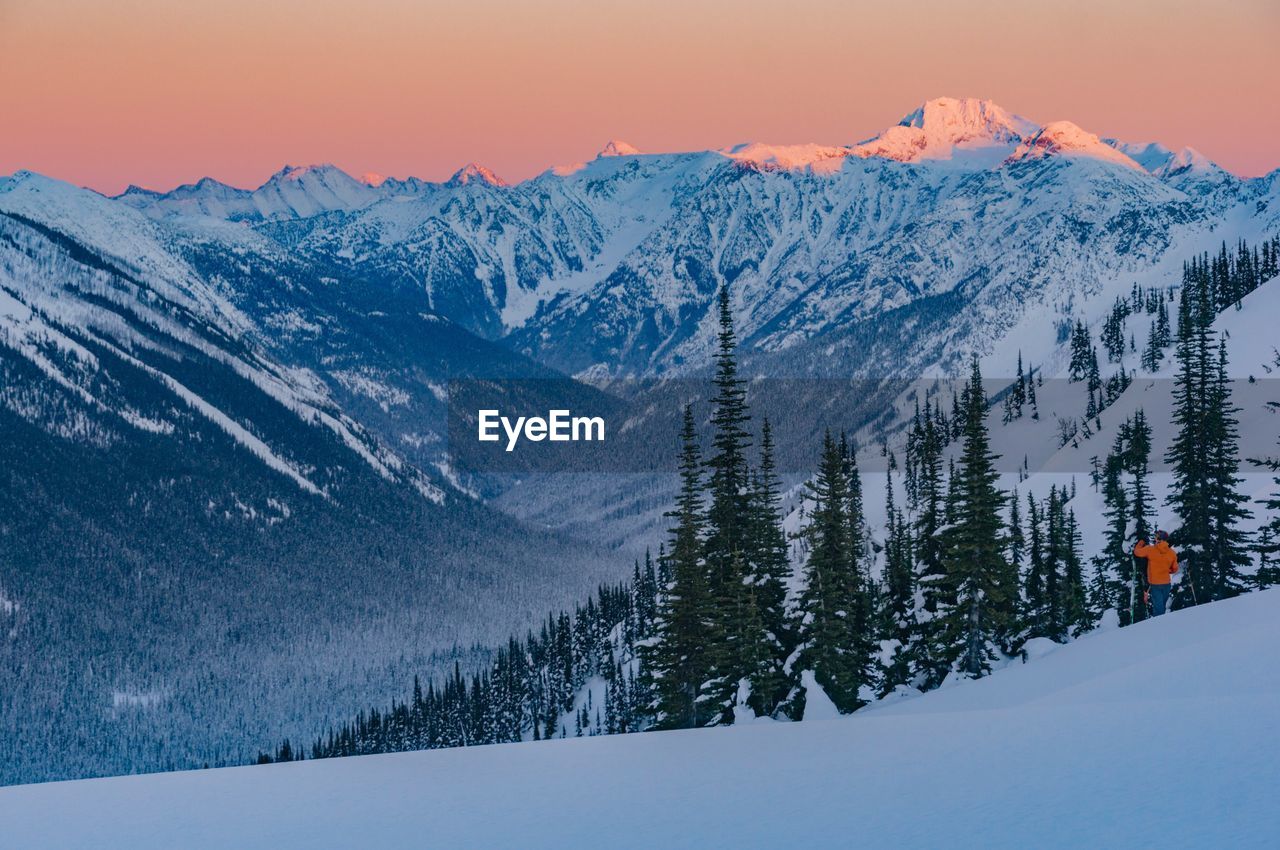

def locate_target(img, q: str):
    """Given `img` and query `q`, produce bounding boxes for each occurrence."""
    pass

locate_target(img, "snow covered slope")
[5,588,1276,849]
[0,173,622,785]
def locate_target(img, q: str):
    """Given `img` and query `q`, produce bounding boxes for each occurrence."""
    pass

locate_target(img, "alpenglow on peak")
[852,96,1040,162]
[598,140,642,158]
[448,163,509,187]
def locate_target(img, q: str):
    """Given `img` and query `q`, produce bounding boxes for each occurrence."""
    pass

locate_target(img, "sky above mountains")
[3,0,1278,194]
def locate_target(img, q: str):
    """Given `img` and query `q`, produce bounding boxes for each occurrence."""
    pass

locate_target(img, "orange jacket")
[1134,539,1179,586]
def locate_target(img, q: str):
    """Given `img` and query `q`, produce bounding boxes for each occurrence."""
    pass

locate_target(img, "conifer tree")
[1069,320,1092,381]
[936,359,1011,678]
[1061,506,1088,635]
[1167,277,1252,605]
[796,433,875,712]
[741,420,793,716]
[646,405,714,729]
[1251,361,1280,588]
[1141,319,1164,372]
[1095,429,1132,623]
[1199,341,1252,600]
[880,457,916,693]
[911,400,950,687]
[698,286,759,721]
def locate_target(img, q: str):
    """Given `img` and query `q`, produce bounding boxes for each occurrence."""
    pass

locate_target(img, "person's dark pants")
[1149,583,1171,616]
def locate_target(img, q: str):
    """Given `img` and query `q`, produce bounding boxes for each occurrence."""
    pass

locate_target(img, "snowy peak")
[448,163,508,187]
[1103,139,1177,173]
[852,97,1039,162]
[1007,121,1144,170]
[897,97,1036,140]
[242,163,377,219]
[1101,139,1233,184]
[598,140,642,158]
[719,142,851,173]
[113,184,162,200]
[1154,146,1223,179]
[262,163,365,193]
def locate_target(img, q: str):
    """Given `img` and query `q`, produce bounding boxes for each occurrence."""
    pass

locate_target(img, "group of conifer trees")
[258,574,660,762]
[645,290,800,725]
[1088,236,1279,622]
[255,235,1279,765]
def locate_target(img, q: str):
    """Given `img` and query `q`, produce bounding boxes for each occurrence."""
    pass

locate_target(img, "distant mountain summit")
[448,163,508,187]
[598,140,642,158]
[1007,121,1144,170]
[852,96,1040,162]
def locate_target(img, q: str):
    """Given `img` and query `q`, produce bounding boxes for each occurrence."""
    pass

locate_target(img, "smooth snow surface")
[4,590,1277,849]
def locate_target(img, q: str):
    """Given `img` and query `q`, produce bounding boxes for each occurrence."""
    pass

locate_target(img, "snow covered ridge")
[0,181,446,505]
[1007,121,1146,171]
[3,589,1275,848]
[104,96,1232,211]
[54,94,1280,381]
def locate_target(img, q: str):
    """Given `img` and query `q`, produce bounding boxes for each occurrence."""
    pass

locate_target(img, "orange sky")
[3,0,1278,194]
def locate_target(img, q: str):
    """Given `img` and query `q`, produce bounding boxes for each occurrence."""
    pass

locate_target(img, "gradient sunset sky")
[4,0,1278,195]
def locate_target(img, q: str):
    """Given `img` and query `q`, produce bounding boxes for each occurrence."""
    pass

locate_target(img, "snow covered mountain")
[5,587,1275,848]
[0,172,618,784]
[109,97,1280,386]
[116,163,392,222]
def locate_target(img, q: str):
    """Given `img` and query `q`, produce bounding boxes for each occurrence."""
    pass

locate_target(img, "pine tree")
[880,457,916,693]
[1069,320,1092,381]
[1141,318,1164,372]
[646,406,714,729]
[936,359,1011,678]
[1200,340,1252,599]
[1101,298,1128,363]
[699,286,760,722]
[1166,277,1252,605]
[1252,360,1280,588]
[1096,427,1130,623]
[1061,506,1089,635]
[796,433,875,713]
[911,399,950,688]
[740,420,793,716]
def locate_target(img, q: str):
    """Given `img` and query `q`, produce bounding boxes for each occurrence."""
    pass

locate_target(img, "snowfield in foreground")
[5,590,1279,849]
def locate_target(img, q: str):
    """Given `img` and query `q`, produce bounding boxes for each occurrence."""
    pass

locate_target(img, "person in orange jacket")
[1134,530,1179,616]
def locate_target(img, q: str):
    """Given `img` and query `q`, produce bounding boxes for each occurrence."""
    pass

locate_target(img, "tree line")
[255,235,1279,764]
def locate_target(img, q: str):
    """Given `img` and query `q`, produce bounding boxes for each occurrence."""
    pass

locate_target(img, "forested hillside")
[257,239,1279,764]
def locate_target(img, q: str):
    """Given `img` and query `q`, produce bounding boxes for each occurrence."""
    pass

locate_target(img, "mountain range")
[1,96,1277,783]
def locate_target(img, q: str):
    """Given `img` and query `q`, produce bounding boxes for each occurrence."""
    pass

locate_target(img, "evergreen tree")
[699,286,760,722]
[880,456,916,693]
[1141,318,1164,372]
[936,359,1011,678]
[1101,298,1128,363]
[741,420,793,716]
[646,405,714,729]
[1167,276,1252,605]
[1251,360,1280,588]
[1199,341,1252,600]
[1061,506,1089,635]
[795,433,875,712]
[1069,320,1092,381]
[911,399,950,687]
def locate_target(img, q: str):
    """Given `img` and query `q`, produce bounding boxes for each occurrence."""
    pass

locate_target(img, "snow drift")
[3,589,1277,849]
